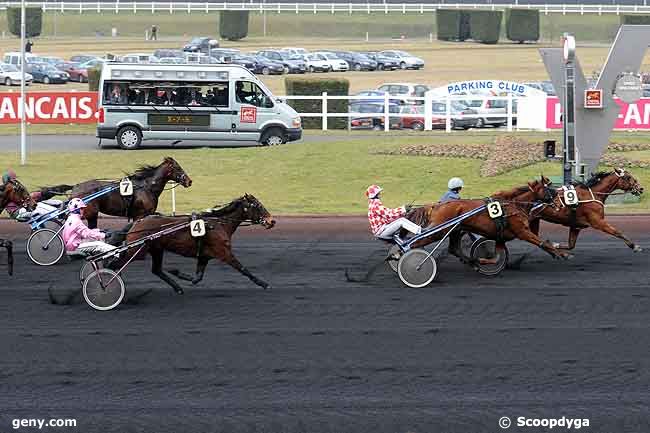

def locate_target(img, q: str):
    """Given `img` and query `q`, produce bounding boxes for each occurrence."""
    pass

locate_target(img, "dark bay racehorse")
[407,177,570,259]
[116,194,275,294]
[0,179,34,276]
[530,168,644,252]
[42,157,192,229]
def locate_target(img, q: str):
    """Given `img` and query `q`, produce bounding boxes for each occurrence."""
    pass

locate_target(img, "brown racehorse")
[407,177,571,260]
[1,178,36,217]
[530,168,644,252]
[42,157,192,229]
[115,194,275,294]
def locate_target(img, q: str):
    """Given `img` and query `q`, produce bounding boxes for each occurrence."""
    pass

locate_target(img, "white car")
[312,52,349,72]
[377,82,430,104]
[0,63,33,86]
[302,53,333,73]
[282,47,308,56]
[378,50,425,70]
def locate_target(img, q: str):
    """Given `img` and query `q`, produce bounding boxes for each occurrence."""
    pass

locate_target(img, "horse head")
[162,157,192,188]
[529,176,560,209]
[613,168,644,196]
[240,194,275,229]
[1,179,35,212]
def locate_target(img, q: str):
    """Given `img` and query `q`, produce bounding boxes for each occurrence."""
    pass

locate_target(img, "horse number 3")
[487,202,503,219]
[190,220,206,238]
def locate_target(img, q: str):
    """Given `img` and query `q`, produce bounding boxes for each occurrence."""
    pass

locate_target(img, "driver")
[366,184,420,241]
[235,81,256,104]
[62,198,116,254]
[440,177,464,202]
[2,169,63,221]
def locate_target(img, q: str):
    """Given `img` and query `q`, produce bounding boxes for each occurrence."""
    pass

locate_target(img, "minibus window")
[235,81,273,108]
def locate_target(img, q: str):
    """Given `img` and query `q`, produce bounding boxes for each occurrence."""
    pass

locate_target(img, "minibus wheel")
[117,126,142,150]
[261,127,286,146]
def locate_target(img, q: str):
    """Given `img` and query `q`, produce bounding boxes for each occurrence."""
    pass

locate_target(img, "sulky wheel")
[83,269,125,311]
[27,228,65,266]
[397,249,437,288]
[79,261,104,286]
[470,238,509,276]
[387,244,402,273]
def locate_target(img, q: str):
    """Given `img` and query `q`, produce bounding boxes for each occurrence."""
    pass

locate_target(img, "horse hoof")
[552,242,560,249]
[175,289,184,295]
[633,245,643,253]
[563,254,574,261]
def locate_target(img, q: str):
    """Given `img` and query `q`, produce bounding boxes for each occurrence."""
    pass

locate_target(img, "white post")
[20,0,26,165]
[445,95,451,133]
[365,31,369,42]
[429,32,433,43]
[506,94,513,132]
[384,92,389,131]
[424,91,432,130]
[322,92,328,131]
[171,184,177,215]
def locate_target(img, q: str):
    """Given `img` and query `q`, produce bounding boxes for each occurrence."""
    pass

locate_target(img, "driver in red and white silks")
[62,198,116,254]
[366,185,421,240]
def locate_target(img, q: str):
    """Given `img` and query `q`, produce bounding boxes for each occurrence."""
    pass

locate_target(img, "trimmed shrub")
[6,7,42,38]
[88,65,102,92]
[285,77,349,130]
[620,15,650,25]
[219,10,249,41]
[469,10,502,44]
[506,9,539,43]
[436,10,471,41]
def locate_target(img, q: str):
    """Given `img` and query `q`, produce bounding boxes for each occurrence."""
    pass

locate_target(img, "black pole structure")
[562,33,576,185]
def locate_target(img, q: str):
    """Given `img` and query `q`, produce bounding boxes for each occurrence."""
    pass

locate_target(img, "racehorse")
[1,178,36,216]
[406,176,571,260]
[42,157,192,229]
[530,168,644,252]
[115,194,275,294]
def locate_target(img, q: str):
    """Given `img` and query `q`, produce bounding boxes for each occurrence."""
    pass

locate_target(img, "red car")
[57,61,88,83]
[398,105,444,130]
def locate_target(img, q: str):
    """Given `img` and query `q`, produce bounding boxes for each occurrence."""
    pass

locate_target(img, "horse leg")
[222,249,270,289]
[150,248,185,294]
[169,257,210,285]
[586,214,642,252]
[512,226,571,260]
[556,228,581,250]
[529,218,540,236]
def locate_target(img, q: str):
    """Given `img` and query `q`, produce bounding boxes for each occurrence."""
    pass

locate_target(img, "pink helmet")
[67,197,87,213]
[366,185,383,199]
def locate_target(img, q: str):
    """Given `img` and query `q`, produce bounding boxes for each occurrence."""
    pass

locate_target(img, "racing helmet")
[67,198,87,213]
[448,177,464,190]
[2,168,16,184]
[365,185,383,199]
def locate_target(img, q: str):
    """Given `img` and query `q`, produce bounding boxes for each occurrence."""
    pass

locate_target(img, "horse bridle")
[1,180,32,211]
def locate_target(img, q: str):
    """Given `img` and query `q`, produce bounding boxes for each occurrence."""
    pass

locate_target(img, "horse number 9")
[120,179,133,196]
[564,189,579,205]
[487,202,503,219]
[190,220,206,238]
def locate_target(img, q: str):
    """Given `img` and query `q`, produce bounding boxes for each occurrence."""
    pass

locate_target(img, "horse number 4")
[190,220,206,237]
[564,189,579,205]
[120,179,133,196]
[487,202,503,219]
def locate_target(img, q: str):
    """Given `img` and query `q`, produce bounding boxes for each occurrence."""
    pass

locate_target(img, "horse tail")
[38,184,74,199]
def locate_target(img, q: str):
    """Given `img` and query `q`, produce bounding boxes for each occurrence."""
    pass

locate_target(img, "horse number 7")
[120,179,133,196]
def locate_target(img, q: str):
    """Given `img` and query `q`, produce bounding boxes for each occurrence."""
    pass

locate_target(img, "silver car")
[378,50,424,70]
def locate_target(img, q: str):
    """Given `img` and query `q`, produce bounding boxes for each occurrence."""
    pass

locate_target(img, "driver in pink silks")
[62,198,116,255]
[366,184,421,242]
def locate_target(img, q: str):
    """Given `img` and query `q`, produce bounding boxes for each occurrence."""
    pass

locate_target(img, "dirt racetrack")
[1,216,649,433]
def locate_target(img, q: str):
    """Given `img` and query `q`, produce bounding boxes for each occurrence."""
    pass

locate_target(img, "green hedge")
[469,10,502,44]
[506,9,539,42]
[436,10,471,41]
[6,7,42,38]
[87,65,102,92]
[620,15,650,25]
[219,10,249,41]
[285,77,349,130]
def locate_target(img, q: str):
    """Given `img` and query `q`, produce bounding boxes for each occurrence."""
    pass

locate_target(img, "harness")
[484,197,507,242]
[557,185,603,229]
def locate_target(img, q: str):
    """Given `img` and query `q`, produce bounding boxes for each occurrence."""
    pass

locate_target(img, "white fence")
[1,2,650,14]
[280,93,531,132]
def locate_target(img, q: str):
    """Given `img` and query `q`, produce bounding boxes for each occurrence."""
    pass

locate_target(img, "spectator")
[150,25,158,41]
[25,39,33,53]
[108,83,128,105]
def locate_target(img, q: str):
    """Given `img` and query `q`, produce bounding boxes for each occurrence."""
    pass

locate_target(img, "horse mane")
[202,197,244,217]
[406,206,431,227]
[572,171,612,188]
[126,163,162,180]
[492,185,529,199]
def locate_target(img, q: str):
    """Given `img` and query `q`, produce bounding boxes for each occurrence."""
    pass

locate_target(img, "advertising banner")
[546,96,650,129]
[0,92,99,124]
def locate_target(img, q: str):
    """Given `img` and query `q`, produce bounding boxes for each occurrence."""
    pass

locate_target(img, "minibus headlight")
[292,117,301,128]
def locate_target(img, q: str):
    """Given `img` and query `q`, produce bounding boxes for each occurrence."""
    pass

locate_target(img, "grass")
[2,133,649,214]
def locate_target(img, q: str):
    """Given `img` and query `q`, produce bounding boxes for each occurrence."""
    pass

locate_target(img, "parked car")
[228,55,257,71]
[360,51,400,70]
[120,53,159,64]
[311,52,349,72]
[330,51,376,71]
[243,54,285,75]
[69,54,100,64]
[209,49,241,62]
[353,90,401,105]
[462,97,507,128]
[378,50,424,70]
[0,63,33,86]
[302,53,333,73]
[158,57,185,64]
[62,58,105,83]
[348,101,401,130]
[540,80,556,96]
[153,49,184,59]
[27,62,69,84]
[34,56,65,67]
[3,52,36,67]
[282,47,308,56]
[182,37,219,54]
[256,50,307,74]
[377,82,430,104]
[433,101,478,130]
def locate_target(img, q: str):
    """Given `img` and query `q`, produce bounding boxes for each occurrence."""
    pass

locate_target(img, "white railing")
[280,93,523,132]
[0,2,648,14]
